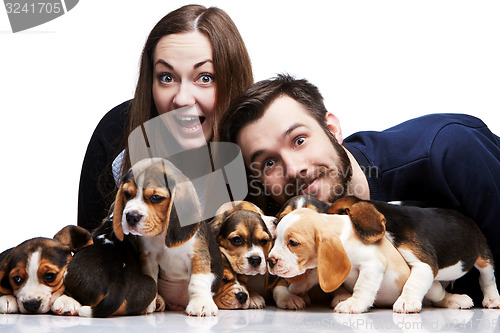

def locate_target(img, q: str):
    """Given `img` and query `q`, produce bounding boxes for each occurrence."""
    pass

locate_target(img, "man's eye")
[159,73,174,84]
[263,160,275,170]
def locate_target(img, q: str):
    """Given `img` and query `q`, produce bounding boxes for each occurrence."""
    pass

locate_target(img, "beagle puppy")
[330,196,500,313]
[113,158,223,317]
[277,195,331,220]
[0,225,92,314]
[209,201,276,308]
[268,207,411,313]
[55,217,158,317]
[213,253,250,309]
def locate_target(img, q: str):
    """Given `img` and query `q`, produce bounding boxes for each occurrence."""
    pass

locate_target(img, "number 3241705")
[5,2,62,14]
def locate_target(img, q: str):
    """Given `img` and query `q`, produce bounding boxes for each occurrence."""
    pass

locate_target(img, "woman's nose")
[173,82,195,107]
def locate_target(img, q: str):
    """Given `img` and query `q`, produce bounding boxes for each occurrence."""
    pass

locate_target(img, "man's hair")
[218,74,330,143]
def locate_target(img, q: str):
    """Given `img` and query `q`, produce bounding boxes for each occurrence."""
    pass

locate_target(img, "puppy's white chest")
[142,236,195,281]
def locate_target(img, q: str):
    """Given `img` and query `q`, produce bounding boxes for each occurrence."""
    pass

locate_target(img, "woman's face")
[152,32,216,150]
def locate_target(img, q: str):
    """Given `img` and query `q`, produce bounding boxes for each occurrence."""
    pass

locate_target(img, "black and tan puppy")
[330,195,500,313]
[113,158,223,317]
[210,200,277,308]
[53,217,158,317]
[277,195,331,221]
[214,253,250,310]
[0,225,91,314]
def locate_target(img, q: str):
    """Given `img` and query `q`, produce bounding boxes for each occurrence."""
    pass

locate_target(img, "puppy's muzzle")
[23,299,42,313]
[126,212,143,227]
[267,257,277,269]
[236,292,248,305]
[248,256,262,268]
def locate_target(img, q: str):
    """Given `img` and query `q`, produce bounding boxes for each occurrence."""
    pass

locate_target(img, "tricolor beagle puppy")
[0,225,92,314]
[210,201,277,308]
[55,217,158,317]
[113,158,223,317]
[213,253,250,310]
[268,206,411,313]
[330,196,500,313]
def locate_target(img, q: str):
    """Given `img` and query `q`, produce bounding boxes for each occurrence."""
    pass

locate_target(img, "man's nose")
[173,82,195,107]
[282,152,308,179]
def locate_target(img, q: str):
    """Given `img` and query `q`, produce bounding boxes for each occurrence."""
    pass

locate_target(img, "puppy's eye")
[259,239,269,246]
[43,272,57,284]
[222,277,230,284]
[288,240,300,247]
[150,195,165,204]
[124,191,132,200]
[12,276,23,285]
[230,236,243,247]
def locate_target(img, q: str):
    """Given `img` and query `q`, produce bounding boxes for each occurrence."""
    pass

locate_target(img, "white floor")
[1,307,500,332]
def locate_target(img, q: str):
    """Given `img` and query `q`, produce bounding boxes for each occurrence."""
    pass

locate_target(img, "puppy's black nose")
[267,257,277,268]
[23,299,41,313]
[235,292,248,304]
[248,256,262,268]
[126,212,143,226]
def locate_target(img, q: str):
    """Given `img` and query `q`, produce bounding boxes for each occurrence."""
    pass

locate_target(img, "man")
[218,74,500,303]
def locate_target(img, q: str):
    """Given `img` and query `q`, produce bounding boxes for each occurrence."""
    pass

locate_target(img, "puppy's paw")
[0,295,18,313]
[155,294,166,312]
[331,291,352,309]
[433,293,473,309]
[483,295,500,309]
[185,297,218,317]
[248,294,266,309]
[334,297,370,314]
[51,295,81,316]
[275,293,307,310]
[78,306,93,317]
[393,295,422,314]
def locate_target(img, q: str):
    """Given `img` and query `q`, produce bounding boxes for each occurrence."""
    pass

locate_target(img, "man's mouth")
[298,177,320,196]
[174,115,206,131]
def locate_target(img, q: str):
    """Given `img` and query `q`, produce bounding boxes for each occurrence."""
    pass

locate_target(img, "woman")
[78,5,253,231]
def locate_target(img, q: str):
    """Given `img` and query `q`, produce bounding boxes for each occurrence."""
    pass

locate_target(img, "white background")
[0,0,499,250]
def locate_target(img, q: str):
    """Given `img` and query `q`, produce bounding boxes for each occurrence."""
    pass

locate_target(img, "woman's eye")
[293,136,306,147]
[197,74,214,85]
[159,73,174,84]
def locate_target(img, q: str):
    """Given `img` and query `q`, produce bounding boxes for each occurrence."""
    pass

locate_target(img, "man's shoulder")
[345,113,485,145]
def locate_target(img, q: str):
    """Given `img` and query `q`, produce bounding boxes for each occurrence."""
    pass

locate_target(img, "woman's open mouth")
[174,115,206,132]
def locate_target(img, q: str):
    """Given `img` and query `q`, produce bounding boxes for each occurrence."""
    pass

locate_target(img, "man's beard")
[285,130,353,204]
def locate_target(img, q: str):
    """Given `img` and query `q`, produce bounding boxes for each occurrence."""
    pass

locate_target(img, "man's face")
[237,96,352,205]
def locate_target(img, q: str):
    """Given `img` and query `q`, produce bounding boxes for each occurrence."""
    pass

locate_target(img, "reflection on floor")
[1,307,500,332]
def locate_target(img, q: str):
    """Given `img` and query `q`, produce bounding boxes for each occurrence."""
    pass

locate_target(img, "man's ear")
[325,112,343,144]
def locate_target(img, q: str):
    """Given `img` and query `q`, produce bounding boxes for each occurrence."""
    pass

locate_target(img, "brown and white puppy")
[277,195,331,221]
[268,207,411,313]
[214,253,250,310]
[0,226,92,314]
[210,201,276,308]
[113,158,223,317]
[330,196,500,313]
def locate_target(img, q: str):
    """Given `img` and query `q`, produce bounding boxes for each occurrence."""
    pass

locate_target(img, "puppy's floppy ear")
[261,215,277,238]
[0,250,13,295]
[113,183,126,241]
[347,202,386,244]
[316,229,351,293]
[53,225,93,252]
[327,195,361,215]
